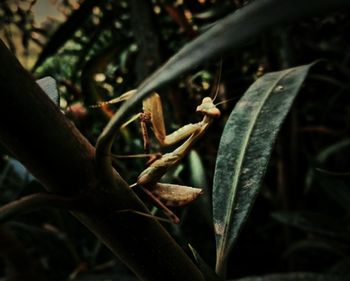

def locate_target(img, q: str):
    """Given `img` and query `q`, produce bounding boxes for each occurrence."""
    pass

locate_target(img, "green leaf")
[187,150,213,225]
[329,259,350,277]
[272,211,350,240]
[188,150,208,189]
[284,239,346,258]
[212,63,315,275]
[316,169,350,213]
[305,139,350,192]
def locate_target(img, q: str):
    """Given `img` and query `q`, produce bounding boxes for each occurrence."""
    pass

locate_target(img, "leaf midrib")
[217,69,296,262]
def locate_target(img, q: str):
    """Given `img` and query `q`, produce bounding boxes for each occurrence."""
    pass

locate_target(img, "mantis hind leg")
[115,209,174,224]
[139,186,180,224]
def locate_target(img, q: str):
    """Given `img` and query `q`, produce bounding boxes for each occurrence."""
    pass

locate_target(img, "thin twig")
[0,193,79,223]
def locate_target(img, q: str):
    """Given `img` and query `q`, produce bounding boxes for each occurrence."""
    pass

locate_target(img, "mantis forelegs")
[92,90,208,149]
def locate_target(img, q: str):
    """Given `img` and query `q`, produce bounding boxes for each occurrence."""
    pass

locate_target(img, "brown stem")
[130,0,161,83]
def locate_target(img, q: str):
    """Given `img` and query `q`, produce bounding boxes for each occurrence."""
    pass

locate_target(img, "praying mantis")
[133,95,221,223]
[93,70,222,223]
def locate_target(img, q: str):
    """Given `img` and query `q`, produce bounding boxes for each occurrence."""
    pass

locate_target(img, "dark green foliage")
[0,1,350,281]
[213,64,315,276]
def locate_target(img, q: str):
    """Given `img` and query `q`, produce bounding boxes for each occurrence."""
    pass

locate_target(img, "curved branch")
[0,193,79,223]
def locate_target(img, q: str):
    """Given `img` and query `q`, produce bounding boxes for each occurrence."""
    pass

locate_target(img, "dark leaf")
[212,64,315,275]
[272,211,350,240]
[230,272,347,281]
[316,169,350,213]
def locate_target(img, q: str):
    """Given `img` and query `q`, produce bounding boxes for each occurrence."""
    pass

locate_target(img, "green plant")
[0,1,349,281]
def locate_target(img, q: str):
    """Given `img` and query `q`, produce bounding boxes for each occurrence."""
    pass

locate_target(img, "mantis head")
[196,97,221,118]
